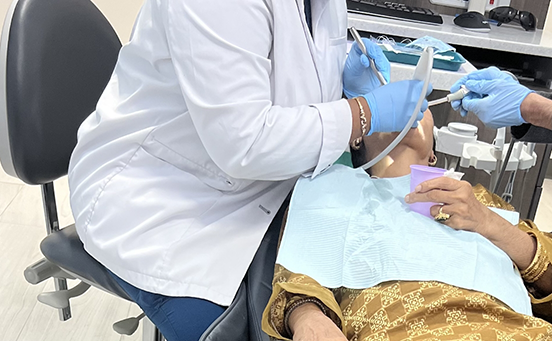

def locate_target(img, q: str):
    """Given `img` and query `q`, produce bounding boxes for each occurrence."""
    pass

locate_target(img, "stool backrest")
[0,0,121,184]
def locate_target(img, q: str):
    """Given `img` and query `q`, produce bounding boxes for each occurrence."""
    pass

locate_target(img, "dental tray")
[379,43,466,72]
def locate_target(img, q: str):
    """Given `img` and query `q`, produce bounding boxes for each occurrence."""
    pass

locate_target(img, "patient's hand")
[404,177,506,237]
[405,177,537,274]
[288,303,346,341]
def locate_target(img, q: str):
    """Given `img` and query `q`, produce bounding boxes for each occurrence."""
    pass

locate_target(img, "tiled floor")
[1,167,552,341]
[0,169,142,341]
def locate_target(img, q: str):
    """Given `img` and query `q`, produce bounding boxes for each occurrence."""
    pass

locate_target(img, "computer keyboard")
[347,0,444,25]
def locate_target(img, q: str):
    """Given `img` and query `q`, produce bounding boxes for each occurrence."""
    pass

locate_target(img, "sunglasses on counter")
[488,6,536,31]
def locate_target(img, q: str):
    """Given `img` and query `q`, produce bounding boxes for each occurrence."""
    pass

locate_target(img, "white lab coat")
[68,0,351,306]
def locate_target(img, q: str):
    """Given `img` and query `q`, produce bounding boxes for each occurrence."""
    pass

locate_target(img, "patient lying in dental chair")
[262,110,552,341]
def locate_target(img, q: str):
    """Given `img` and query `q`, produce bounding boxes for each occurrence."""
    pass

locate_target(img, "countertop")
[347,41,477,91]
[348,12,552,58]
[389,59,476,90]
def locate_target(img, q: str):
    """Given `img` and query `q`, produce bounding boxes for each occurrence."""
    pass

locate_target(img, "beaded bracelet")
[283,297,328,338]
[521,236,550,283]
[351,97,367,150]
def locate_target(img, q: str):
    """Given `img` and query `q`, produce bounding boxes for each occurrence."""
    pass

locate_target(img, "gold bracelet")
[351,97,367,150]
[521,236,550,283]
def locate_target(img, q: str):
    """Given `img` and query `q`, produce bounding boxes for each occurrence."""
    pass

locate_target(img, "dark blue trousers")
[109,271,226,341]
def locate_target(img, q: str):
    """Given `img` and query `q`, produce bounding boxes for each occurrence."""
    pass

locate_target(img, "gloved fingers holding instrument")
[449,67,533,128]
[460,78,533,129]
[363,79,433,134]
[343,37,391,98]
[449,67,516,116]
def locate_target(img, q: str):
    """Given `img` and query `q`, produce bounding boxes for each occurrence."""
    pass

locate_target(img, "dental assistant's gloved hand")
[459,78,533,129]
[343,38,390,98]
[363,80,433,134]
[449,66,517,117]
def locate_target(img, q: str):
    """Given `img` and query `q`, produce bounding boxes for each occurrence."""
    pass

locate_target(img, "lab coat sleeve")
[163,0,351,180]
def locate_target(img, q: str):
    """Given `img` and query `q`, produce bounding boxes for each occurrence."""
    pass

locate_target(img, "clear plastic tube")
[360,47,434,170]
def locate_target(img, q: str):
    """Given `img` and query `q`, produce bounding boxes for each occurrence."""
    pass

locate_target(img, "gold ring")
[434,206,451,223]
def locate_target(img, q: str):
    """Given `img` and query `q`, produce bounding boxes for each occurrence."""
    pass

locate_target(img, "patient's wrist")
[476,209,510,240]
[286,302,326,336]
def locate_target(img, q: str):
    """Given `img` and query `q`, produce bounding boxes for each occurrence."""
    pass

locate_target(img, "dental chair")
[0,0,282,340]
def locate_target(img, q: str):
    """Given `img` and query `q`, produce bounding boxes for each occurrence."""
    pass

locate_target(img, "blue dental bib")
[277,165,532,315]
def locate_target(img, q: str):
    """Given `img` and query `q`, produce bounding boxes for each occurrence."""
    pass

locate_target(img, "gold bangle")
[521,236,550,283]
[351,97,367,150]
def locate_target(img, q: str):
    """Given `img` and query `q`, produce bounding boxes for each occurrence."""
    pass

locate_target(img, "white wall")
[89,0,145,43]
[0,0,144,43]
[545,2,552,34]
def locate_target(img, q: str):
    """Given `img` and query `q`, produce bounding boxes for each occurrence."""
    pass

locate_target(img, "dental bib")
[277,165,532,315]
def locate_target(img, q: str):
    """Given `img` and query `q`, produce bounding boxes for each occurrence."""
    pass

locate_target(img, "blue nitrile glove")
[449,66,517,117]
[362,80,433,134]
[460,78,533,129]
[343,38,390,99]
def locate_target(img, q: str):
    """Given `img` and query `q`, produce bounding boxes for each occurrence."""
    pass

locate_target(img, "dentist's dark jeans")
[108,270,226,341]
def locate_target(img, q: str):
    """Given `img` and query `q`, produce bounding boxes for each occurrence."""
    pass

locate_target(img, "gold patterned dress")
[262,186,552,341]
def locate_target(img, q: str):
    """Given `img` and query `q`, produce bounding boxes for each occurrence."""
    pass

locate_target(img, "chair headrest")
[0,0,121,184]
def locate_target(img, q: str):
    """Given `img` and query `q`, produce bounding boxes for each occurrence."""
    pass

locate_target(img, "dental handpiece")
[349,26,388,86]
[428,85,470,107]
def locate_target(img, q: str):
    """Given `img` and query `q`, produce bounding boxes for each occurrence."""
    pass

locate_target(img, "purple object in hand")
[409,165,447,218]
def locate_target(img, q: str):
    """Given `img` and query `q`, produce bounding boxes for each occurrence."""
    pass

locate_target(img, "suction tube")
[360,47,434,170]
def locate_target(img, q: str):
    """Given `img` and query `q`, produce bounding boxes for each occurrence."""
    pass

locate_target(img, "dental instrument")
[349,26,388,86]
[428,85,470,107]
[360,46,434,170]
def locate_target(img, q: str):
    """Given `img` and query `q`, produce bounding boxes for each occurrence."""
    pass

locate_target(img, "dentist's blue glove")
[363,80,433,134]
[459,78,533,129]
[449,66,517,117]
[343,38,390,99]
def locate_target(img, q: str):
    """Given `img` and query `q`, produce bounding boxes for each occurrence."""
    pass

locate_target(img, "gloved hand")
[449,66,517,116]
[343,38,390,99]
[362,79,433,134]
[459,78,533,129]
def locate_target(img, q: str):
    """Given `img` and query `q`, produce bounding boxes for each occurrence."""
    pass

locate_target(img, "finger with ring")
[434,206,451,223]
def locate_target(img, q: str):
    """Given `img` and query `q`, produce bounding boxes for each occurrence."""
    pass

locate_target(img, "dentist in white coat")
[68,0,431,339]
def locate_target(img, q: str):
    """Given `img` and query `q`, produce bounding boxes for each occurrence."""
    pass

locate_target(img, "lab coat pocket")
[328,36,347,47]
[140,115,253,192]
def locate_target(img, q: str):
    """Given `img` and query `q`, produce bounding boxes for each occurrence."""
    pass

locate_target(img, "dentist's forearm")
[520,93,552,130]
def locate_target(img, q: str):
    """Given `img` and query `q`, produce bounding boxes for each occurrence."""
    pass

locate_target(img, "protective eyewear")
[488,6,536,31]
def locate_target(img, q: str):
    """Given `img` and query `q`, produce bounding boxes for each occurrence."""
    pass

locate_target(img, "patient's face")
[401,109,435,160]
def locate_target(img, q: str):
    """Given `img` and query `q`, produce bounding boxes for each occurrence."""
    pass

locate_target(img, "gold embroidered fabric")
[472,183,517,211]
[263,185,552,340]
[263,265,552,341]
[334,280,552,341]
